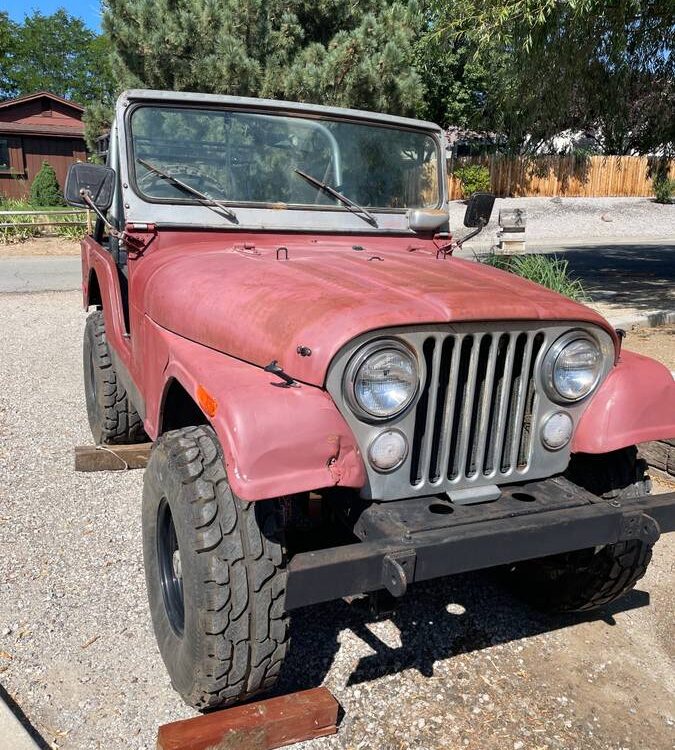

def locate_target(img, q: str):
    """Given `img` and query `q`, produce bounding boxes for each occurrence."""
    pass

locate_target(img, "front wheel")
[142,425,289,709]
[503,446,654,612]
[83,311,145,444]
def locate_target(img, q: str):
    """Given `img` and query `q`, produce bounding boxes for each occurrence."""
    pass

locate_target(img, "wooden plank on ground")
[74,443,152,472]
[640,440,675,477]
[156,687,339,750]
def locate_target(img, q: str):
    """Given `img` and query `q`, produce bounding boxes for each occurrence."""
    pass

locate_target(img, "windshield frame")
[117,90,447,234]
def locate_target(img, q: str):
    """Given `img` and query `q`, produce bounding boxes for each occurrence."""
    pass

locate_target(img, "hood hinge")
[123,223,158,257]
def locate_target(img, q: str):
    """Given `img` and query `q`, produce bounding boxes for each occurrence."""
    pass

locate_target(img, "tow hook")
[382,550,416,598]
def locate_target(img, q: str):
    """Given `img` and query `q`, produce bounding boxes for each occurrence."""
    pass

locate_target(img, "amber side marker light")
[196,384,218,417]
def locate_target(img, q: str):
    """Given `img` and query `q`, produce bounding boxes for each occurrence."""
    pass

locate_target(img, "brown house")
[0,91,87,201]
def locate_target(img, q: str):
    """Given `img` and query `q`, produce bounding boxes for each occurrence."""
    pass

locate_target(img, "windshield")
[129,105,441,211]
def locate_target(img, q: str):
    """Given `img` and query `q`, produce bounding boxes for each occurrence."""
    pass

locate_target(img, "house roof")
[0,91,84,113]
[0,121,85,138]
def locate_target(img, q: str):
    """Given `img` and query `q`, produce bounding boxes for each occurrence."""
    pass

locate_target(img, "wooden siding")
[0,135,86,200]
[449,155,675,199]
[0,97,83,130]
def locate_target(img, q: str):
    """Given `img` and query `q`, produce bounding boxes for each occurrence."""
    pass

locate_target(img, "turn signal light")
[196,384,218,417]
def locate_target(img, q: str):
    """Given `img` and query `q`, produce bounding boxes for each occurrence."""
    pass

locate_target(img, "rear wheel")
[503,446,654,612]
[142,425,289,709]
[83,310,145,444]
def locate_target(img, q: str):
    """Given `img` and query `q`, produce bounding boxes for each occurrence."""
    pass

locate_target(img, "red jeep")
[66,90,675,710]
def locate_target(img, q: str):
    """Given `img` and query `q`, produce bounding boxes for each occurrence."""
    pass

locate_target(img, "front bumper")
[285,477,675,610]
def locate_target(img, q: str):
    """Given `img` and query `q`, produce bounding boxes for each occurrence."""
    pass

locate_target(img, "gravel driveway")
[0,291,673,750]
[449,196,675,243]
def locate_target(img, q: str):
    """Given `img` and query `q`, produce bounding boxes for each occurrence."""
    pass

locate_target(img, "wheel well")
[161,379,209,434]
[87,270,102,308]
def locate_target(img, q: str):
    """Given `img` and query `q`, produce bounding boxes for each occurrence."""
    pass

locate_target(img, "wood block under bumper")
[156,687,339,750]
[74,443,152,472]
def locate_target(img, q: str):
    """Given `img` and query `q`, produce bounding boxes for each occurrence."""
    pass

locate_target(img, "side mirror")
[64,163,115,210]
[463,192,496,228]
[408,208,449,233]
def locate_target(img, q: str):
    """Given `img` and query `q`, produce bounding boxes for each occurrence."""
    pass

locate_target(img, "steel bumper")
[285,477,675,610]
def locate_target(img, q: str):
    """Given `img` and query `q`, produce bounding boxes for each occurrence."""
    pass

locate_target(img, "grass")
[481,252,587,301]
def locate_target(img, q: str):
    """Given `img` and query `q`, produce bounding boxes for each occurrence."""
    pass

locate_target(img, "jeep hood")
[144,239,615,387]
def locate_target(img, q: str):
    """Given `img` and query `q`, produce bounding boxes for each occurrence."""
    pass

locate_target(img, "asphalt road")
[0,255,81,294]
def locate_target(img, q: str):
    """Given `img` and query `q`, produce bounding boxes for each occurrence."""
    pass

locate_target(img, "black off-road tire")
[142,425,289,709]
[83,310,145,444]
[504,447,653,613]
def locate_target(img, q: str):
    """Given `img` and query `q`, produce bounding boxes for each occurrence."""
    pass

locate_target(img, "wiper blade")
[294,169,378,227]
[136,158,238,223]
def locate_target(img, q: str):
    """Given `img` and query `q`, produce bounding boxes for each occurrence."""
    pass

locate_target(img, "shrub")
[482,253,587,301]
[454,164,491,196]
[653,176,674,204]
[29,161,65,207]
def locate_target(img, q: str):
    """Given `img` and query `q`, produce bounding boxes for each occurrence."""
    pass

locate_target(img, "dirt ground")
[624,325,675,372]
[0,237,79,256]
[0,292,673,750]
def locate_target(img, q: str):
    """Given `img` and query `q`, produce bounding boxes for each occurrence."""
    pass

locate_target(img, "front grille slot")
[410,329,543,488]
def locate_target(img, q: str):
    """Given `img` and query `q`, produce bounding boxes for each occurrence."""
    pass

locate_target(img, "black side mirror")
[64,163,115,210]
[463,191,496,228]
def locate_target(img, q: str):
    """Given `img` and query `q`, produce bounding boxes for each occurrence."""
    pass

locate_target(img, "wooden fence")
[448,155,675,199]
[0,208,91,243]
[0,208,91,230]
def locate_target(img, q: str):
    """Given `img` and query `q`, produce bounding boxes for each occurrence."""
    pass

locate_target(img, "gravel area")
[450,196,675,244]
[0,291,674,750]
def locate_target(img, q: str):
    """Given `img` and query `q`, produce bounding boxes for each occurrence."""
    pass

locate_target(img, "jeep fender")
[81,237,134,373]
[145,321,366,501]
[572,349,675,454]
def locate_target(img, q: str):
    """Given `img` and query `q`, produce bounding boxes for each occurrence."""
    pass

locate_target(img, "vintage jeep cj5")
[66,90,675,710]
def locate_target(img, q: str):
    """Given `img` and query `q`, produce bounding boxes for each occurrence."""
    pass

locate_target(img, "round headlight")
[348,342,418,419]
[544,334,603,402]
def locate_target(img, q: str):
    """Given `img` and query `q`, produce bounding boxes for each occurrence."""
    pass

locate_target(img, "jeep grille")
[325,322,614,501]
[409,330,545,487]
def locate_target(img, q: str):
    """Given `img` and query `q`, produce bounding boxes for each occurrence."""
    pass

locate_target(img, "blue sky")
[3,0,101,30]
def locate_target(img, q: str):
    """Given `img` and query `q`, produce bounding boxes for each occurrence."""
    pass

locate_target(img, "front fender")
[146,321,366,501]
[572,349,675,454]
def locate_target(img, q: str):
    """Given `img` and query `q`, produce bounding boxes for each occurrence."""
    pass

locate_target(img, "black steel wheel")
[156,498,184,637]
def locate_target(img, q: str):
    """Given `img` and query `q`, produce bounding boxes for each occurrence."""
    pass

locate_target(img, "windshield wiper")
[294,169,378,227]
[137,158,238,223]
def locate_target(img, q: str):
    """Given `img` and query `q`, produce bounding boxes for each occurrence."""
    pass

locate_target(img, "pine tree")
[30,162,64,207]
[99,0,422,130]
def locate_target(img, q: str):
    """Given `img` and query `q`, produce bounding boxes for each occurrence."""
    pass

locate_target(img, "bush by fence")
[448,155,675,200]
[0,204,90,244]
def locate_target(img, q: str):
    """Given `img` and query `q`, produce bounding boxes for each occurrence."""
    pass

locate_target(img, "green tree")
[414,4,496,129]
[435,0,675,155]
[0,13,18,98]
[0,9,115,105]
[99,0,423,133]
[30,162,65,207]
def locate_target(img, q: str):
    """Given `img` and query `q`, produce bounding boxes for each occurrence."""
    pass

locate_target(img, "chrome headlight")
[543,332,603,403]
[345,340,419,420]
